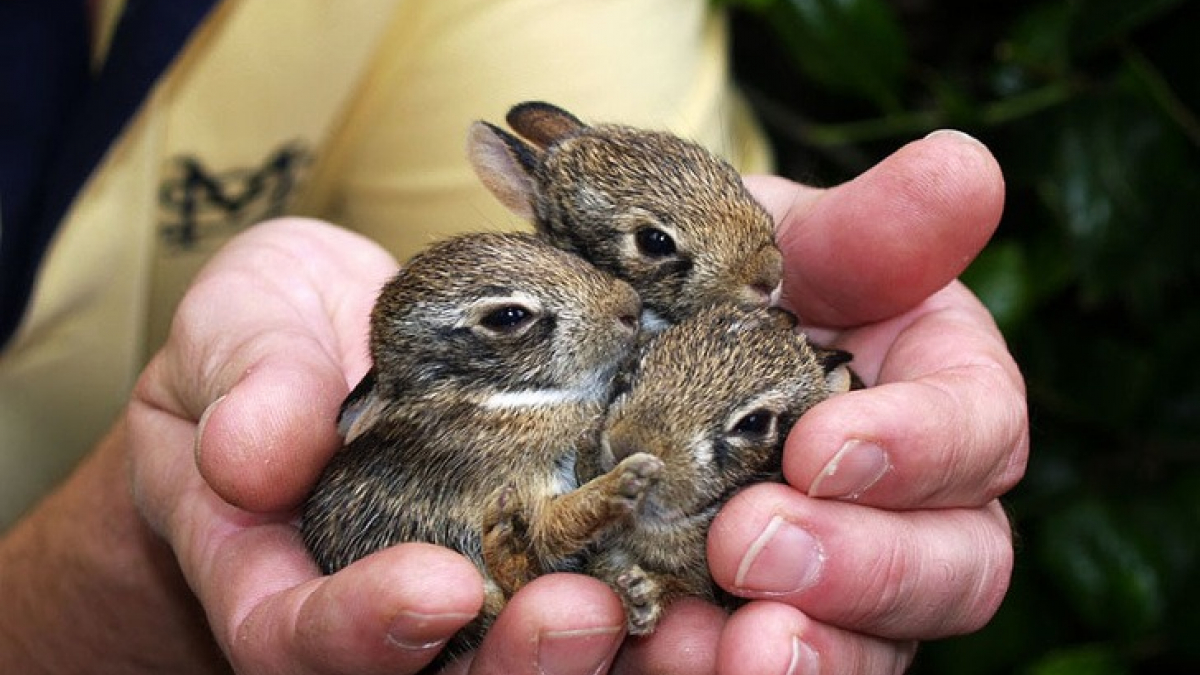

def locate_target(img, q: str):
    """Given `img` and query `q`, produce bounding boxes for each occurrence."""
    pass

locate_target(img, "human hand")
[696,129,1027,673]
[126,127,1024,675]
[125,219,665,674]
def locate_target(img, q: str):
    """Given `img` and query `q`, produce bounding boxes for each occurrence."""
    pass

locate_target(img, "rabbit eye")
[479,304,534,332]
[731,409,776,438]
[635,227,677,258]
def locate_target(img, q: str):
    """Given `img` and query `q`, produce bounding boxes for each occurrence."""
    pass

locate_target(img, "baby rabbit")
[584,303,852,633]
[301,232,665,666]
[468,101,782,330]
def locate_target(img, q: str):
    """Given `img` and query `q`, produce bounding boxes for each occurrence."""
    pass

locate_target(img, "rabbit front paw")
[482,486,537,596]
[609,452,663,516]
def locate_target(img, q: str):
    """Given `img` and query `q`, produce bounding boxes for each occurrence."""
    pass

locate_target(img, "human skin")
[0,129,1025,675]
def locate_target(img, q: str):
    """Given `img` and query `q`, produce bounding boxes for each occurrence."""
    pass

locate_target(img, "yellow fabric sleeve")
[0,0,770,528]
[298,0,771,262]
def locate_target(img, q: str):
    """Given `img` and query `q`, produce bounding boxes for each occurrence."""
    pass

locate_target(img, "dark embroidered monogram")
[158,141,313,250]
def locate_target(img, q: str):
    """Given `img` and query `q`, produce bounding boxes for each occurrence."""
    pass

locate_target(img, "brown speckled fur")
[469,101,783,327]
[585,304,851,632]
[301,232,657,668]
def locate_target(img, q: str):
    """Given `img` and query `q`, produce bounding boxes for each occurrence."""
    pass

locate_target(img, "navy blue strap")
[0,0,91,347]
[0,0,218,348]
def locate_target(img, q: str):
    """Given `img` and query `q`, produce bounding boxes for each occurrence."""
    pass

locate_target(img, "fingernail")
[924,128,984,147]
[537,626,623,675]
[386,610,475,652]
[735,516,824,594]
[808,440,889,500]
[193,395,226,464]
[785,636,821,675]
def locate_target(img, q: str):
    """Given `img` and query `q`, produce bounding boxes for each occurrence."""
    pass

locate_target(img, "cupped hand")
[125,127,1027,675]
[126,219,645,674]
[700,129,1028,674]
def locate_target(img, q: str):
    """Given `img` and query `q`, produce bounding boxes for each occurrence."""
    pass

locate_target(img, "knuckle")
[989,398,1030,499]
[835,509,1015,639]
[911,364,1030,506]
[951,514,1015,634]
[844,530,923,631]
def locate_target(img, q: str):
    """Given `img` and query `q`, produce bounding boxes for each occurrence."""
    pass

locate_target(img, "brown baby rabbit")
[301,232,666,667]
[585,303,852,633]
[468,101,782,330]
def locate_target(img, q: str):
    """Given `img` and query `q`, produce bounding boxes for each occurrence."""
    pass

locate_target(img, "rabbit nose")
[618,313,639,333]
[741,246,783,305]
[741,280,781,308]
[614,292,642,334]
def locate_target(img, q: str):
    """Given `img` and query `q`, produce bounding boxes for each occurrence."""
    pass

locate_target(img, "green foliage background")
[720,0,1200,672]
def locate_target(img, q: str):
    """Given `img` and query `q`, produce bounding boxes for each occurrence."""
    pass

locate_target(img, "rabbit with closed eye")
[468,101,783,331]
[301,232,665,667]
[581,303,853,634]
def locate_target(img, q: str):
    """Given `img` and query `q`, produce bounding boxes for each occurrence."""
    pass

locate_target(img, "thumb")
[140,218,397,513]
[749,130,1005,327]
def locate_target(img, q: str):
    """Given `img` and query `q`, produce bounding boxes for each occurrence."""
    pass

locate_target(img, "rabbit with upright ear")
[468,101,783,331]
[582,303,853,633]
[301,232,665,667]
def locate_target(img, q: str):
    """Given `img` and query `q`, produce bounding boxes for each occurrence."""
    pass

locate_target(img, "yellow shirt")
[0,0,770,528]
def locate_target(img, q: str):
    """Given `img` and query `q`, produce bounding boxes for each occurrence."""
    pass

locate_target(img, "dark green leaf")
[1067,0,1191,57]
[1038,498,1166,637]
[1022,644,1129,675]
[758,0,908,111]
[962,240,1033,332]
[1001,2,1072,77]
[1037,94,1200,317]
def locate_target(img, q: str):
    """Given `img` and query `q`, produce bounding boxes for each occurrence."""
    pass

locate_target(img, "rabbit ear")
[506,101,588,149]
[468,121,540,220]
[813,347,863,393]
[337,368,388,441]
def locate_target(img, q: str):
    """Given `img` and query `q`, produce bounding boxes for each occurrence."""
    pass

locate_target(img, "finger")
[215,541,483,675]
[718,601,916,675]
[708,483,1013,640]
[171,477,485,674]
[130,385,486,675]
[612,598,727,675]
[288,545,483,675]
[748,129,1005,327]
[461,575,626,675]
[788,283,1029,508]
[146,217,396,512]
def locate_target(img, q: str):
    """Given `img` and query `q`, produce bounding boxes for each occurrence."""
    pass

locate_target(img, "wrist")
[0,417,230,674]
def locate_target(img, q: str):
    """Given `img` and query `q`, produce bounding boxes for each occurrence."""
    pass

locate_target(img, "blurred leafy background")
[719,0,1200,673]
